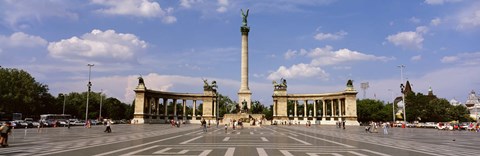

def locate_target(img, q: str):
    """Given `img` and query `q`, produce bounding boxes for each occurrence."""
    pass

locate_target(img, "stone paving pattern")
[0,124,478,156]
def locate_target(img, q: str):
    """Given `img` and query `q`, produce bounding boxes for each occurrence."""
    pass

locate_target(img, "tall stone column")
[238,25,252,110]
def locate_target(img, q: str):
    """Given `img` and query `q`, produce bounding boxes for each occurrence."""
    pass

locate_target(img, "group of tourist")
[365,121,390,134]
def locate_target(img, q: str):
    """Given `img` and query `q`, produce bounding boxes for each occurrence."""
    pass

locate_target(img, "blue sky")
[1,0,479,106]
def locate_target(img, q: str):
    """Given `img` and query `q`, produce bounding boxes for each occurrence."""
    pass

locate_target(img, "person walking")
[202,119,207,132]
[383,122,388,134]
[104,120,112,133]
[0,122,12,147]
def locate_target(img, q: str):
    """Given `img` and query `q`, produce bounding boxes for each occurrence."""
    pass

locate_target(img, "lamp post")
[60,93,67,115]
[99,89,103,120]
[398,65,406,124]
[86,64,94,124]
[388,89,395,122]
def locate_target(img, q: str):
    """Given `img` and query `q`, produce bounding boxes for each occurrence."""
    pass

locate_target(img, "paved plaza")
[0,124,479,156]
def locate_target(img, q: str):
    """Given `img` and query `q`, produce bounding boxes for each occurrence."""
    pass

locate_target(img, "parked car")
[31,121,40,127]
[13,120,28,128]
[73,120,85,126]
[424,122,436,128]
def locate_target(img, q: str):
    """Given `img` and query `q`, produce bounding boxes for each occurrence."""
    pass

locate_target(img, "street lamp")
[398,65,406,124]
[388,89,395,122]
[99,89,103,120]
[86,64,94,124]
[60,93,67,115]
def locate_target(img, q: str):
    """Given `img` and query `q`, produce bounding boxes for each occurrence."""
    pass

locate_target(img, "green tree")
[0,68,54,118]
[263,105,273,120]
[357,99,387,122]
[448,105,471,122]
[217,94,235,117]
[251,100,263,114]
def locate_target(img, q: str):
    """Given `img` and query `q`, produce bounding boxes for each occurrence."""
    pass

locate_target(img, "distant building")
[465,90,480,121]
[449,98,463,107]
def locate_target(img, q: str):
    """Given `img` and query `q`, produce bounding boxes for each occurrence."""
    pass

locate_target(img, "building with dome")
[465,90,480,121]
[449,98,463,107]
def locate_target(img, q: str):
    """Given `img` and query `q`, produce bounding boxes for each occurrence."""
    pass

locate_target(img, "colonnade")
[272,80,359,125]
[133,80,218,124]
[273,99,346,121]
[145,98,205,120]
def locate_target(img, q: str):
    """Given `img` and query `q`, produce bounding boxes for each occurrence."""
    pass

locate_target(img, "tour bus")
[39,114,71,127]
[0,112,22,121]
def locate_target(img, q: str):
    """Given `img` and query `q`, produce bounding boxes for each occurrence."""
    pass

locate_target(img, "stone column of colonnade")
[313,100,317,122]
[173,99,177,120]
[304,100,307,121]
[156,98,160,117]
[294,101,298,120]
[330,100,334,121]
[322,99,326,121]
[213,99,216,117]
[182,100,186,121]
[338,99,342,121]
[163,98,168,118]
[192,100,197,120]
[273,100,277,116]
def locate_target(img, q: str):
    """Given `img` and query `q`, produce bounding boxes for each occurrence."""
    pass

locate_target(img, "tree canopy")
[0,67,132,120]
[357,93,471,123]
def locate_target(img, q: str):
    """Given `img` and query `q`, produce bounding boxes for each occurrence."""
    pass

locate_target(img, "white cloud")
[386,26,428,50]
[441,56,459,63]
[48,29,147,63]
[409,17,421,24]
[0,0,78,29]
[216,0,229,13]
[411,55,422,61]
[0,32,47,48]
[271,46,393,80]
[456,3,480,29]
[424,0,462,5]
[431,17,441,26]
[308,46,394,66]
[314,31,347,41]
[441,52,480,65]
[267,63,328,80]
[180,0,197,8]
[92,0,177,23]
[284,49,307,59]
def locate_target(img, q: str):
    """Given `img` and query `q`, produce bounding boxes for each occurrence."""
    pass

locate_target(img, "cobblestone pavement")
[0,124,478,156]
